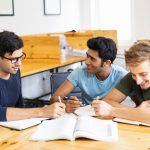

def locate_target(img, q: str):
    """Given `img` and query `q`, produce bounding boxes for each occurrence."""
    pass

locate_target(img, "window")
[98,0,131,41]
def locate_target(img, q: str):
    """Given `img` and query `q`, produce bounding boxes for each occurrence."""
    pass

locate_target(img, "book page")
[0,118,48,130]
[113,118,150,127]
[30,116,77,141]
[74,105,97,116]
[141,122,150,127]
[59,112,77,118]
[74,116,118,141]
[113,118,140,125]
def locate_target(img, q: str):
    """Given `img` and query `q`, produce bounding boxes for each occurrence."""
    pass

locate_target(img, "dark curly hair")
[87,36,117,63]
[0,30,23,56]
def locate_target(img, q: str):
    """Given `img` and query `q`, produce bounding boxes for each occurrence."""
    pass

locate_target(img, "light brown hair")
[125,40,150,66]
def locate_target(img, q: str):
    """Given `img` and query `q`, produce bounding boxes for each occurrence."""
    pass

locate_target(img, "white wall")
[0,0,81,35]
[79,0,132,47]
[131,0,150,41]
[80,0,150,46]
[0,0,150,44]
[79,0,91,30]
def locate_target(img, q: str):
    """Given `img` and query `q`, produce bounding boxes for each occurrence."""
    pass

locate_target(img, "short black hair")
[87,37,117,63]
[0,31,23,56]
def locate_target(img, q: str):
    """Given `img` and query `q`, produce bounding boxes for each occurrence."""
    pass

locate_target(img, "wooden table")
[21,56,86,77]
[0,123,150,150]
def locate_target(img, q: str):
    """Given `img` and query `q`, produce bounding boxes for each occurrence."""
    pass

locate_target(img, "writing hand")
[65,96,81,113]
[92,99,114,116]
[42,102,66,118]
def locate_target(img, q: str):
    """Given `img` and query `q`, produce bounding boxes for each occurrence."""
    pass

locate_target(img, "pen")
[58,96,62,103]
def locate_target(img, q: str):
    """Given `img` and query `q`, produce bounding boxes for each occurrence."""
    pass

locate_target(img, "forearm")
[50,80,75,104]
[6,107,44,121]
[112,107,150,123]
[103,88,129,108]
[105,99,131,108]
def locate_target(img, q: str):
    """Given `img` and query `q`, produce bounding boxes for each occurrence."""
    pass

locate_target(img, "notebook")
[0,118,48,130]
[30,116,118,141]
[113,118,150,127]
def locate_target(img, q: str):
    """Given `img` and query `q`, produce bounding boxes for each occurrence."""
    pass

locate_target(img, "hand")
[92,99,114,116]
[135,100,150,123]
[41,102,66,118]
[65,96,81,113]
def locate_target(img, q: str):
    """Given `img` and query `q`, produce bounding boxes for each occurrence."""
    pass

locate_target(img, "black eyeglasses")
[1,52,26,64]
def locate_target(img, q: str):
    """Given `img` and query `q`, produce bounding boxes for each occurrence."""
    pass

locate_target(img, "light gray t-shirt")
[67,65,127,104]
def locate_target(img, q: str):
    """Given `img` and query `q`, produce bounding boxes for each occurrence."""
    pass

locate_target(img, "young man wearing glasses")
[0,31,65,121]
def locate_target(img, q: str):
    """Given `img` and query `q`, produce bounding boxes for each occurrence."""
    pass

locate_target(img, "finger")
[92,101,101,107]
[59,103,66,109]
[69,96,79,101]
[91,102,97,107]
[67,103,81,109]
[94,107,101,112]
[57,110,65,116]
[67,100,81,105]
[72,100,81,105]
[58,105,66,112]
[66,107,76,113]
[92,99,100,104]
[55,106,66,114]
[71,107,78,112]
[95,110,100,115]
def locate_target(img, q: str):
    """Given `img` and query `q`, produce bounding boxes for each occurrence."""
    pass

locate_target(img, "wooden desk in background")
[21,56,86,77]
[0,123,150,150]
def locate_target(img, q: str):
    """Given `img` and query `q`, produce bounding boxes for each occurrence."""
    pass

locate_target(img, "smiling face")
[85,49,103,74]
[85,49,112,80]
[129,60,150,90]
[0,49,23,76]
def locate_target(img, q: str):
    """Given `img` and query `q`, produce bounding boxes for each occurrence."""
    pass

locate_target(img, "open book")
[113,118,150,127]
[0,118,48,130]
[74,105,97,116]
[30,116,118,141]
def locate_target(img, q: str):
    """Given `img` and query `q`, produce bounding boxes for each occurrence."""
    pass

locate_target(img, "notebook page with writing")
[74,116,118,141]
[0,118,48,130]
